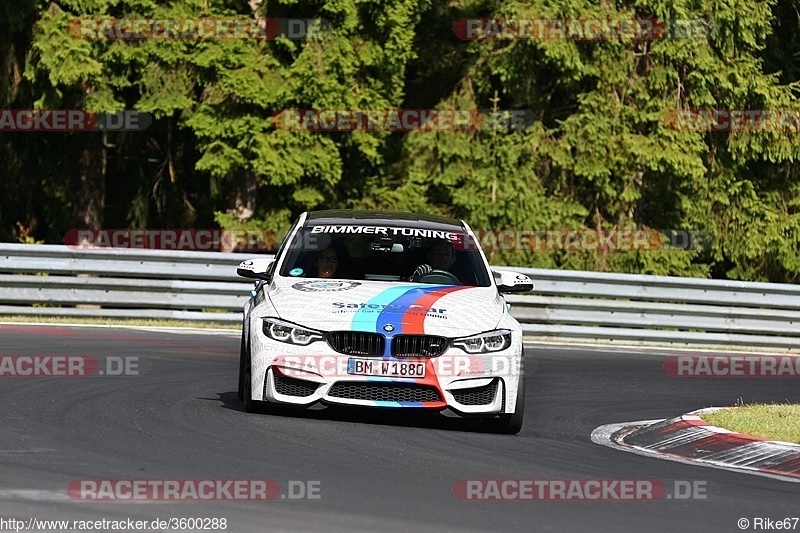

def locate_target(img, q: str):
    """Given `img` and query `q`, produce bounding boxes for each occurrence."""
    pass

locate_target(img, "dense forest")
[2,0,800,281]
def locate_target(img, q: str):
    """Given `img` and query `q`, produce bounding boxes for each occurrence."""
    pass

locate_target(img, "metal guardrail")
[0,244,258,323]
[495,267,800,349]
[1,243,797,350]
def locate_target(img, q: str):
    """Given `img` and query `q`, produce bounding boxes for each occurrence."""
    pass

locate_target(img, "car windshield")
[278,224,491,287]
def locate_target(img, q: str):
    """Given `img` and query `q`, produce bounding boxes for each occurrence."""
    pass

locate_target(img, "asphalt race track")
[0,324,798,532]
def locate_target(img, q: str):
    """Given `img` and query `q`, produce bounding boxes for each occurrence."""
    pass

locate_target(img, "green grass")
[701,404,800,444]
[0,315,239,330]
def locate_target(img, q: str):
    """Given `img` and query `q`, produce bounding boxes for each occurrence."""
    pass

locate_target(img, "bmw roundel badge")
[383,324,395,332]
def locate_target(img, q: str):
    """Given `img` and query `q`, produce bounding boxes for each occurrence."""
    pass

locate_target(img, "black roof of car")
[305,210,465,231]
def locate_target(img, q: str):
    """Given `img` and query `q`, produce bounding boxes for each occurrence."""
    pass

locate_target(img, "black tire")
[244,364,280,415]
[237,324,247,402]
[485,374,525,434]
[243,361,258,413]
[238,318,260,413]
[240,326,278,415]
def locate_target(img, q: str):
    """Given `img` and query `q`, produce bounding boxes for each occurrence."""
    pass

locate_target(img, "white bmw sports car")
[236,210,533,433]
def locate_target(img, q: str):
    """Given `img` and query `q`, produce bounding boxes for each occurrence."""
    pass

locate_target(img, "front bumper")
[265,367,507,414]
[249,327,524,416]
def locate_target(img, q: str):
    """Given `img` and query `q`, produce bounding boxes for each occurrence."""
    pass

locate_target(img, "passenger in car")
[311,245,339,278]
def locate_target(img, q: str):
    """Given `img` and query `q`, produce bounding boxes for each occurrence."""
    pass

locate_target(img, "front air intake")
[328,382,441,403]
[327,331,385,356]
[391,335,448,357]
[451,380,498,406]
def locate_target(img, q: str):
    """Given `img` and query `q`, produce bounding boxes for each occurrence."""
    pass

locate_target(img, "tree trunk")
[75,132,106,229]
[230,170,258,220]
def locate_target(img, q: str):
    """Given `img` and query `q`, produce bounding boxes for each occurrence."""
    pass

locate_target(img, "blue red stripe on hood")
[351,284,467,338]
[349,284,469,407]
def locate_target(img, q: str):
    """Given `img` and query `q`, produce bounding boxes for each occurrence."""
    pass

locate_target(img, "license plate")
[347,358,426,378]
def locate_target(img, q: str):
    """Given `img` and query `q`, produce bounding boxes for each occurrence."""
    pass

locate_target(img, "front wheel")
[237,325,247,401]
[484,375,525,434]
[239,323,260,413]
[243,362,258,413]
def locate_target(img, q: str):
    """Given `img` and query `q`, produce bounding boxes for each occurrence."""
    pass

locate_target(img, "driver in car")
[410,239,459,282]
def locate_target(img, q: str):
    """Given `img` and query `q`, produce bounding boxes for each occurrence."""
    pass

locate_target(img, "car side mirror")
[493,270,534,293]
[237,259,274,281]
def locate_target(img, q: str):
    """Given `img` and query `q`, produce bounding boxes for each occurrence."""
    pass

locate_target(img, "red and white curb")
[591,408,800,483]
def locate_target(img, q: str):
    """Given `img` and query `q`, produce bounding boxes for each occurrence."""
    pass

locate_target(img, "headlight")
[453,330,512,354]
[262,318,324,345]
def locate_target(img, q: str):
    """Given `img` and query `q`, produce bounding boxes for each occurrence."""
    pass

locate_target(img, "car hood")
[263,278,506,337]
